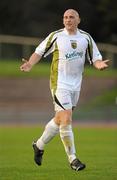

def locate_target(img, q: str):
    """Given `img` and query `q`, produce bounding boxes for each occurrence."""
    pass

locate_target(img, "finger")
[22,58,28,63]
[20,66,24,71]
[103,59,110,63]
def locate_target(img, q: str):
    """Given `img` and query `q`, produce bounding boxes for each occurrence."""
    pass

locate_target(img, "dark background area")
[0,0,117,43]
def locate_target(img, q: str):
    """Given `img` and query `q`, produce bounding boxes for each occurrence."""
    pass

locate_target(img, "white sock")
[36,118,59,150]
[60,124,76,163]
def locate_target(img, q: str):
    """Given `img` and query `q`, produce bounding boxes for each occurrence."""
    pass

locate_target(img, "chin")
[66,26,72,31]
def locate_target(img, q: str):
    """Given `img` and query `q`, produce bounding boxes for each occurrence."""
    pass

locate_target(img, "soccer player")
[20,9,109,171]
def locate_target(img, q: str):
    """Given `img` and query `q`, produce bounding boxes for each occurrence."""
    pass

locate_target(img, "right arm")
[20,52,42,72]
[20,32,56,72]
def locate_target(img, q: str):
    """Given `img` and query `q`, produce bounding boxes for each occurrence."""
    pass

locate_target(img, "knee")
[55,110,72,125]
[61,112,72,125]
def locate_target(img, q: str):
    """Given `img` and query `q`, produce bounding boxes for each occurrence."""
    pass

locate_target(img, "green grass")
[0,60,50,77]
[0,60,117,78]
[83,65,117,78]
[0,126,117,180]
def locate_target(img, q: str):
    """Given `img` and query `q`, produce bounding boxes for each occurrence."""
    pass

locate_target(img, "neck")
[66,28,78,35]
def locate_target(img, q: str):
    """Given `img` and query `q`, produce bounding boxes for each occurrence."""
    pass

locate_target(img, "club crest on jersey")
[70,40,77,49]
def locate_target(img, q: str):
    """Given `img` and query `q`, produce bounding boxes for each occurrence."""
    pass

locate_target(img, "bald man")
[20,9,109,171]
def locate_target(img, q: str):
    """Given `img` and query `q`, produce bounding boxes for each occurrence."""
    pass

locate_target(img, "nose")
[66,17,71,22]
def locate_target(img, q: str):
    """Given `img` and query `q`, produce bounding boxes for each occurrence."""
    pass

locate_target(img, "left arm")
[86,35,110,70]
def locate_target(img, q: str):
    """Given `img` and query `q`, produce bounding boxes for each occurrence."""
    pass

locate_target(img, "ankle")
[36,139,45,150]
[69,154,76,163]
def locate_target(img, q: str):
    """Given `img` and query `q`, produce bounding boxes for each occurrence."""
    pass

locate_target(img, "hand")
[20,58,32,72]
[93,59,110,70]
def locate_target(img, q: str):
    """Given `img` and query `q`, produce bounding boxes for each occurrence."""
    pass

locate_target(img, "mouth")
[66,23,72,26]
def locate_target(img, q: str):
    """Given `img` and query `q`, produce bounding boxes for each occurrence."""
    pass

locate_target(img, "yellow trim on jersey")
[44,32,55,55]
[45,29,63,53]
[50,41,59,92]
[45,29,63,92]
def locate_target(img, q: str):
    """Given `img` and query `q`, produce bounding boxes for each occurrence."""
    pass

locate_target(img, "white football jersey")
[35,28,102,91]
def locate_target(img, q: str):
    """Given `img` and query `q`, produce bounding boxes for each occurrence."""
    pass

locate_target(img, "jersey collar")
[64,28,79,35]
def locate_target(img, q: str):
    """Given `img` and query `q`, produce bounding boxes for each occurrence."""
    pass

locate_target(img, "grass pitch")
[0,60,117,78]
[0,125,117,180]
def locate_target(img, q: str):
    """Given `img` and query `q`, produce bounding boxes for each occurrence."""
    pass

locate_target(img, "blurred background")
[0,0,117,125]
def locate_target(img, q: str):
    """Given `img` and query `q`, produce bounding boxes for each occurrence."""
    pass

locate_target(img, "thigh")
[51,89,72,112]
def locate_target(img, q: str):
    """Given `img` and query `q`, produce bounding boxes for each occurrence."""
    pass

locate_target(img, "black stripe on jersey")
[54,95,66,110]
[79,29,93,65]
[87,42,93,65]
[42,29,63,57]
[42,37,57,57]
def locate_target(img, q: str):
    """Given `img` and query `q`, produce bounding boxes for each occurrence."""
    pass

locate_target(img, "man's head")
[63,9,80,34]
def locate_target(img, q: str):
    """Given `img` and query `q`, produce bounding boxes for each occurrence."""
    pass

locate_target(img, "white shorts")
[51,88,80,112]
